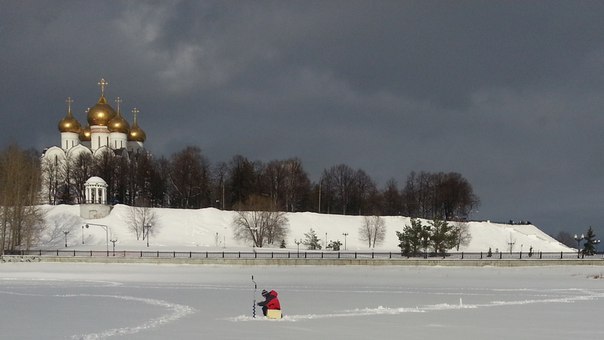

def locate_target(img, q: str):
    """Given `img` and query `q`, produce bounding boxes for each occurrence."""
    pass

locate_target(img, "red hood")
[269,290,278,298]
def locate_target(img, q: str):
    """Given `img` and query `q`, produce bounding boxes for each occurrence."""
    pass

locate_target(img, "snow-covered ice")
[1,263,603,339]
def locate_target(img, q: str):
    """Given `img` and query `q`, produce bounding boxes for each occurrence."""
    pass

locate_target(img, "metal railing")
[6,249,604,260]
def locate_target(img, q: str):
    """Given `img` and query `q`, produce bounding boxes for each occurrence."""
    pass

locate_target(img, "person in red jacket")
[257,289,280,317]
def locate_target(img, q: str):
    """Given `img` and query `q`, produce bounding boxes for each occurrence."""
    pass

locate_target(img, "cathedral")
[41,79,148,216]
[43,78,147,162]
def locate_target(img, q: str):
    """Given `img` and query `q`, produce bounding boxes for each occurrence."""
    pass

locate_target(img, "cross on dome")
[132,107,139,123]
[65,97,74,113]
[98,78,109,97]
[115,97,122,113]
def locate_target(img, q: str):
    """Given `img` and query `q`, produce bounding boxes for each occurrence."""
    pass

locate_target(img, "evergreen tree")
[396,218,429,256]
[429,218,457,256]
[327,240,342,251]
[303,228,322,250]
[582,226,597,256]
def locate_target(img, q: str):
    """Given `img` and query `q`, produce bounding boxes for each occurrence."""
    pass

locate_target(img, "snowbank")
[37,204,572,252]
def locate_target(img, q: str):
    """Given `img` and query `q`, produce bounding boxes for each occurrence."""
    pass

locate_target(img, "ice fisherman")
[257,289,281,317]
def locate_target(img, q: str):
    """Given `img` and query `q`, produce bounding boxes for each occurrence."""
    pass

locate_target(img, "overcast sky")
[2,1,604,239]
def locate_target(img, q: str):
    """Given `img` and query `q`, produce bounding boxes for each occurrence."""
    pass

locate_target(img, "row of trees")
[396,218,471,256]
[231,195,471,255]
[42,145,480,221]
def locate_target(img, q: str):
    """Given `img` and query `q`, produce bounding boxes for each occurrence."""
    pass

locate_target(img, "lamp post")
[325,232,328,249]
[85,223,109,256]
[574,234,585,258]
[294,239,301,257]
[421,236,430,259]
[143,225,152,248]
[594,239,601,256]
[63,230,70,248]
[342,233,348,250]
[81,225,85,244]
[110,238,118,256]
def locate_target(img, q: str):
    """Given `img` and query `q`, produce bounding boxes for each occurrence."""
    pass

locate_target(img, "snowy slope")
[38,204,572,252]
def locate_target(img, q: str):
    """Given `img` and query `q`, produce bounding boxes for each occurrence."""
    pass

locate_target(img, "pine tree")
[396,218,429,256]
[582,226,597,256]
[303,228,322,250]
[327,240,342,251]
[429,218,457,256]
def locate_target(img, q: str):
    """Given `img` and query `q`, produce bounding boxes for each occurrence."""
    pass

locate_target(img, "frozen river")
[1,262,603,339]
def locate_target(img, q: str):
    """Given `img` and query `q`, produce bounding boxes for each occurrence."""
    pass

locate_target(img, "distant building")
[41,79,149,217]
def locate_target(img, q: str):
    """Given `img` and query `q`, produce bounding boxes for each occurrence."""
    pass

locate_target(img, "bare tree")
[232,195,289,247]
[452,221,472,251]
[322,164,355,215]
[282,158,311,213]
[38,214,80,247]
[169,146,210,209]
[127,206,157,240]
[262,158,311,212]
[352,169,378,215]
[40,155,63,204]
[212,162,228,209]
[554,231,575,248]
[0,145,44,253]
[359,215,386,248]
[401,171,480,220]
[381,178,402,216]
[70,152,93,204]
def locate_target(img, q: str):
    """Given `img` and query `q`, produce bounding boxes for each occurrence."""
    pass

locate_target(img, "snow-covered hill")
[39,204,572,252]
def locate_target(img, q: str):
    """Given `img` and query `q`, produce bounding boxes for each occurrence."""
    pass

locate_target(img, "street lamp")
[63,230,70,248]
[294,239,301,257]
[110,238,118,256]
[143,225,152,248]
[85,223,109,256]
[574,234,586,258]
[342,233,348,250]
[81,225,85,244]
[594,239,601,255]
[421,236,430,259]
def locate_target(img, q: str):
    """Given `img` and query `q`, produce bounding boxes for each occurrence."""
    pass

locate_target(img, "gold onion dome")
[87,95,117,126]
[79,125,91,141]
[58,97,81,133]
[87,78,116,126]
[108,97,130,134]
[128,108,146,142]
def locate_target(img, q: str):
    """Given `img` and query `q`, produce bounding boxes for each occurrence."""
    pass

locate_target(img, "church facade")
[41,78,148,215]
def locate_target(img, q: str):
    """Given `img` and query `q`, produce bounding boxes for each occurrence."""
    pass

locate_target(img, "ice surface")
[1,263,603,339]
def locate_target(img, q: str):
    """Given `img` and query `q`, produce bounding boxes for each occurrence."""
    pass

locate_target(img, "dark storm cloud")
[2,1,604,237]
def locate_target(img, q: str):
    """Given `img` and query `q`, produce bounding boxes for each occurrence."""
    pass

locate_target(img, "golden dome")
[87,95,117,126]
[128,108,146,142]
[58,112,81,133]
[79,125,91,141]
[58,97,81,133]
[108,97,130,134]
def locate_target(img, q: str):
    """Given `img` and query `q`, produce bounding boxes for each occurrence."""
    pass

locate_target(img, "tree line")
[41,145,480,220]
